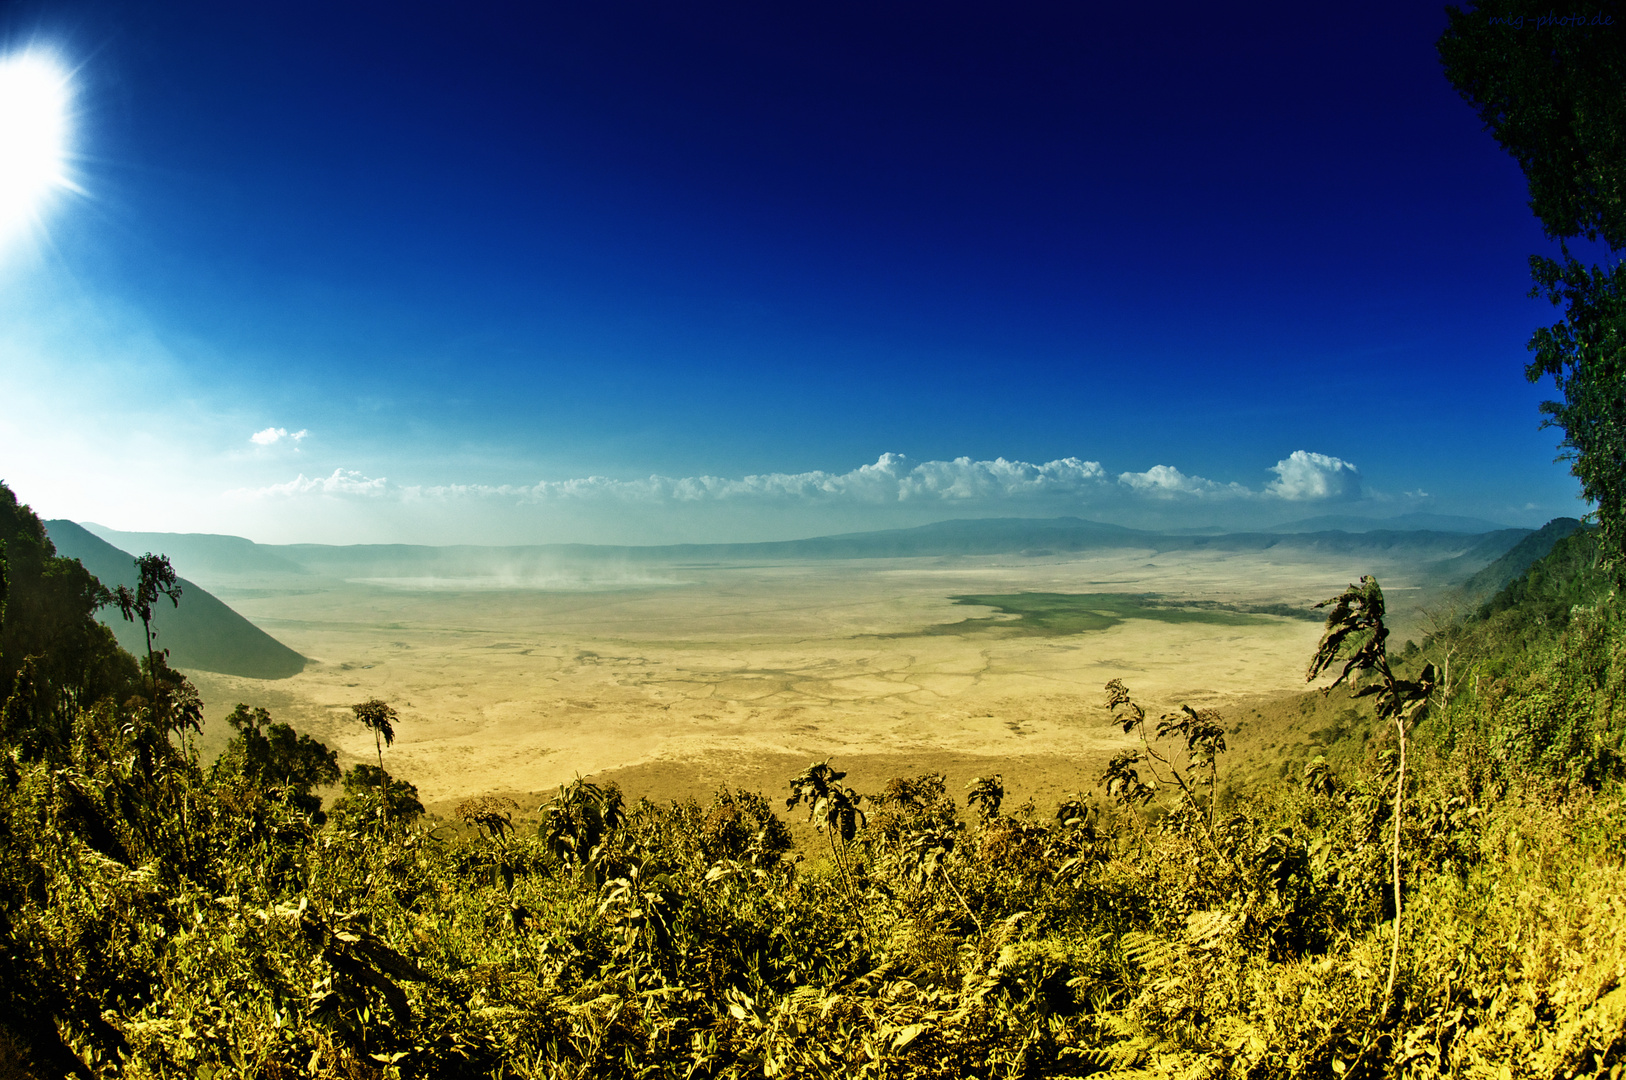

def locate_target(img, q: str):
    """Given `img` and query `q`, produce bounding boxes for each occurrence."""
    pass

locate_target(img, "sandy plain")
[184,545,1443,815]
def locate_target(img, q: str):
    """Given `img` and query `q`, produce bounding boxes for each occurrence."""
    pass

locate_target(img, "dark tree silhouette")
[1440,4,1626,567]
[351,698,399,819]
[0,485,138,745]
[113,553,183,687]
[219,704,340,818]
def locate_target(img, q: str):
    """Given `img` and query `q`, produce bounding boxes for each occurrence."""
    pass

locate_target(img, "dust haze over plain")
[78,513,1539,809]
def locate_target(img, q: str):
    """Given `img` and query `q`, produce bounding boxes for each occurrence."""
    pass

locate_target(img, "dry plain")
[181,543,1451,816]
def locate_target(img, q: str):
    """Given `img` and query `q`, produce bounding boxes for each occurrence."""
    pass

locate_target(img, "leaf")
[892,1023,928,1050]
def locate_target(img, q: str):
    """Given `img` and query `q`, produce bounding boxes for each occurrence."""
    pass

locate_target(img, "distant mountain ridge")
[77,524,312,577]
[45,521,307,679]
[83,515,1534,586]
[1266,512,1513,534]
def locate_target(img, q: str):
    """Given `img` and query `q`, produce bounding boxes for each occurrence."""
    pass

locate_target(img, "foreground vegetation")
[3,479,1625,1079]
[2,6,1617,1074]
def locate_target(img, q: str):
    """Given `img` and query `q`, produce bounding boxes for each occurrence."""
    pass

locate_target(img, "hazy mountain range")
[1263,512,1513,534]
[80,515,1537,581]
[44,514,1579,681]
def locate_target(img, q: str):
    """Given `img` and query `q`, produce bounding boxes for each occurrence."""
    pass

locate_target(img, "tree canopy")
[216,703,340,819]
[0,483,139,750]
[1440,2,1626,566]
[1439,2,1625,247]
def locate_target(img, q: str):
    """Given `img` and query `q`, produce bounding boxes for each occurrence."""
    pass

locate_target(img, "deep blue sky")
[0,0,1585,543]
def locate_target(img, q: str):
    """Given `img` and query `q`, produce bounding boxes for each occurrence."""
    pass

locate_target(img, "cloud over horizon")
[244,467,388,498]
[1115,464,1250,499]
[233,451,1363,510]
[1266,450,1364,501]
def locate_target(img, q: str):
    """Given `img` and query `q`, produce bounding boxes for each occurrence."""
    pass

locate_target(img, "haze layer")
[178,543,1460,810]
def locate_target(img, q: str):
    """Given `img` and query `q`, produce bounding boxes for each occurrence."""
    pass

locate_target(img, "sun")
[0,50,78,246]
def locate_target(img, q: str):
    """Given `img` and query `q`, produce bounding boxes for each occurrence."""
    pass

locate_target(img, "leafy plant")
[456,795,520,843]
[351,698,399,819]
[965,774,1004,821]
[1307,575,1436,1008]
[786,758,869,938]
[1102,679,1229,845]
[538,776,625,884]
[216,703,339,820]
[111,552,182,690]
[331,763,424,830]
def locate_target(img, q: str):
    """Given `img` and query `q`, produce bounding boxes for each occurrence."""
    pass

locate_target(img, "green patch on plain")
[911,592,1317,638]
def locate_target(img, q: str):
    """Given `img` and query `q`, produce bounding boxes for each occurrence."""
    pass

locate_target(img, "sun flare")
[0,50,77,245]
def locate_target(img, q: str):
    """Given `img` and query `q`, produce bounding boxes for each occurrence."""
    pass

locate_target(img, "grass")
[928,591,1317,637]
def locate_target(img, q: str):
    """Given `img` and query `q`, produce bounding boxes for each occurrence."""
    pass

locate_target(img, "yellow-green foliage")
[4,522,1626,1077]
[7,704,1625,1078]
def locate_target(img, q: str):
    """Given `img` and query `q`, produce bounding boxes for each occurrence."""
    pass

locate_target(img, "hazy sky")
[0,0,1587,544]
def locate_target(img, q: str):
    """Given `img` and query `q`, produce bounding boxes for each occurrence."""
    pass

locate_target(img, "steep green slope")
[44,520,307,679]
[1460,516,1587,599]
[1472,525,1610,638]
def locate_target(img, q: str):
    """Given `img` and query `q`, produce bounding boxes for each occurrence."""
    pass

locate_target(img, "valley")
[176,543,1460,813]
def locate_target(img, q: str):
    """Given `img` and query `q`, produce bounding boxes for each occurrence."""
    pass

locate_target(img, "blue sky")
[0,0,1586,544]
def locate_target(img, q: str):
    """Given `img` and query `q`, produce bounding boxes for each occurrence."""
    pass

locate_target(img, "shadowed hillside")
[45,520,307,679]
[1460,516,1588,599]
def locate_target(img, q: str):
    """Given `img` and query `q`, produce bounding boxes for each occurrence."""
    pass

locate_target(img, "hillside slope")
[1460,516,1588,598]
[44,520,307,679]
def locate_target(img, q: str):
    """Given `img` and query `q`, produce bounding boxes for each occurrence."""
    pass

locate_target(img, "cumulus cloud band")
[229,451,1365,509]
[1116,464,1250,498]
[237,467,388,498]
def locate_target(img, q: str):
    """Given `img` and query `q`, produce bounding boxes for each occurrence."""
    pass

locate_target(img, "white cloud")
[1116,464,1248,498]
[402,453,1110,505]
[898,455,1107,500]
[232,467,387,499]
[250,426,308,446]
[1265,451,1363,501]
[231,451,1365,512]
